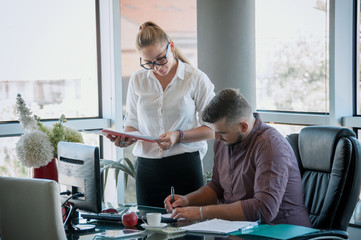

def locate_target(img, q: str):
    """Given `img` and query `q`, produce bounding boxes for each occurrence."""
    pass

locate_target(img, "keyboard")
[146,227,186,235]
[81,212,177,223]
[82,212,124,222]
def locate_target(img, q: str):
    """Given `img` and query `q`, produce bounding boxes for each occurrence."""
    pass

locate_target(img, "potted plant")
[100,157,135,189]
[15,94,84,181]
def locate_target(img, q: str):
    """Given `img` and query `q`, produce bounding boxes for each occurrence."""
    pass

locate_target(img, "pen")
[171,186,175,203]
[240,223,258,232]
[240,211,261,232]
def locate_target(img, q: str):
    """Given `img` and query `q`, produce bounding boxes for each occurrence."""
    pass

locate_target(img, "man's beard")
[226,133,243,147]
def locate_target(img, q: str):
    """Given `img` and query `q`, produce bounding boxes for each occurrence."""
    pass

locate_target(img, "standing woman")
[107,21,215,207]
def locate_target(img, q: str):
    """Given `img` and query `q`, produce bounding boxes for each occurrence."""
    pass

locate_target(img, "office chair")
[286,126,361,232]
[0,176,67,240]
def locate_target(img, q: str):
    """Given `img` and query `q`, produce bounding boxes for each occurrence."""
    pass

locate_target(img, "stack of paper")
[180,219,258,234]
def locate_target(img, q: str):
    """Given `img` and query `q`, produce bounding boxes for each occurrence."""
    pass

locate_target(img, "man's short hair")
[202,88,253,124]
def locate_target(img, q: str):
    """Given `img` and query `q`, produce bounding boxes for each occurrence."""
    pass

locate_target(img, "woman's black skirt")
[135,151,204,208]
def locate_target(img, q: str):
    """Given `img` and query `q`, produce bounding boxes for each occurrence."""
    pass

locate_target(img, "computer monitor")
[58,141,102,214]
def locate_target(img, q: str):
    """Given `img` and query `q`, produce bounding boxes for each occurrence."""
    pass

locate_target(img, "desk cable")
[61,192,84,208]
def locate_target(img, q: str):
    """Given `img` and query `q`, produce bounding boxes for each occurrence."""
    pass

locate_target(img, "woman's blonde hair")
[136,21,190,64]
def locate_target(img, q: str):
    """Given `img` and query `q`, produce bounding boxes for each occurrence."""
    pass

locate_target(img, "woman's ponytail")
[136,21,191,65]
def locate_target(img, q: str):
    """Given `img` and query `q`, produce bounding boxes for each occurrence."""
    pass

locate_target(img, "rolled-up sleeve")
[194,73,215,129]
[241,137,291,223]
[206,171,224,200]
[124,75,139,130]
[206,140,225,200]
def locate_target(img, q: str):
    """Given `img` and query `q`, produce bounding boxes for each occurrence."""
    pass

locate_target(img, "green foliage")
[100,158,136,189]
[35,114,84,157]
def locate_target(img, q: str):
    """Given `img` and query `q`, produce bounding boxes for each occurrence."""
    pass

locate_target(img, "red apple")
[122,211,138,227]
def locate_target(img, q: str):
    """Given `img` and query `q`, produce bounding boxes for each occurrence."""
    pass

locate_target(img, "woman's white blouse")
[124,61,215,159]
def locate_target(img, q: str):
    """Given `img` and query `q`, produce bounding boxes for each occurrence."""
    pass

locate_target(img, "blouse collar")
[148,59,186,81]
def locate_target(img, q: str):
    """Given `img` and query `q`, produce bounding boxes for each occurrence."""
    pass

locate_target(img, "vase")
[33,158,58,182]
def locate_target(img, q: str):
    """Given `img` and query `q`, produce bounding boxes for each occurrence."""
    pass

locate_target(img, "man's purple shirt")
[207,113,312,227]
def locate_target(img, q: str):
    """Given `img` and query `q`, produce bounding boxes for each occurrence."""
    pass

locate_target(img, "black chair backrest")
[286,126,361,231]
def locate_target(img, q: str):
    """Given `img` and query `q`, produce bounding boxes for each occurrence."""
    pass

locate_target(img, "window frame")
[256,0,361,229]
[0,0,124,203]
[0,0,108,135]
[258,0,356,129]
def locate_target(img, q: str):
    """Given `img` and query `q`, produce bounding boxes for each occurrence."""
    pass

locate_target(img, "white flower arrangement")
[15,94,84,168]
[16,130,54,168]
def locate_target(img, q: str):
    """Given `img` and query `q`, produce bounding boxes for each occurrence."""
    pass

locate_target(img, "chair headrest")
[299,126,355,172]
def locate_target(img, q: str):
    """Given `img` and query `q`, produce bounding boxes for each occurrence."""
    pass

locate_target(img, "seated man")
[164,88,312,227]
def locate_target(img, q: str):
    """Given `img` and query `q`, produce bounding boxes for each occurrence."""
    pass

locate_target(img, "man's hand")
[171,206,203,221]
[164,194,189,213]
[156,131,180,150]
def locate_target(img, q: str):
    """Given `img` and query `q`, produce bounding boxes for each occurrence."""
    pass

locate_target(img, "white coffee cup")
[146,213,161,226]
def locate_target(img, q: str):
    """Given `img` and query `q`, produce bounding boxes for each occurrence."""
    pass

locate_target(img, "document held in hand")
[180,218,259,234]
[101,129,160,143]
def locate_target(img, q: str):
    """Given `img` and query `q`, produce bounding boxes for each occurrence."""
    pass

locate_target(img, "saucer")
[141,223,167,229]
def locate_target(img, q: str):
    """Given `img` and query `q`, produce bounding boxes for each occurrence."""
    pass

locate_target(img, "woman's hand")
[106,134,137,148]
[156,131,180,150]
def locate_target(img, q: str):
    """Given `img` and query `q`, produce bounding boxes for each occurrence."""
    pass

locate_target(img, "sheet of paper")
[161,213,185,220]
[180,218,258,234]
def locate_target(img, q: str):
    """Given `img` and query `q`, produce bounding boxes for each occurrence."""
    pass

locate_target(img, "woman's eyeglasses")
[140,42,170,70]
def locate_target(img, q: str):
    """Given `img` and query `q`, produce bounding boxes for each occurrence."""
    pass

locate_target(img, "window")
[0,137,27,177]
[0,0,99,121]
[268,123,305,137]
[256,0,329,113]
[119,0,197,203]
[0,0,100,178]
